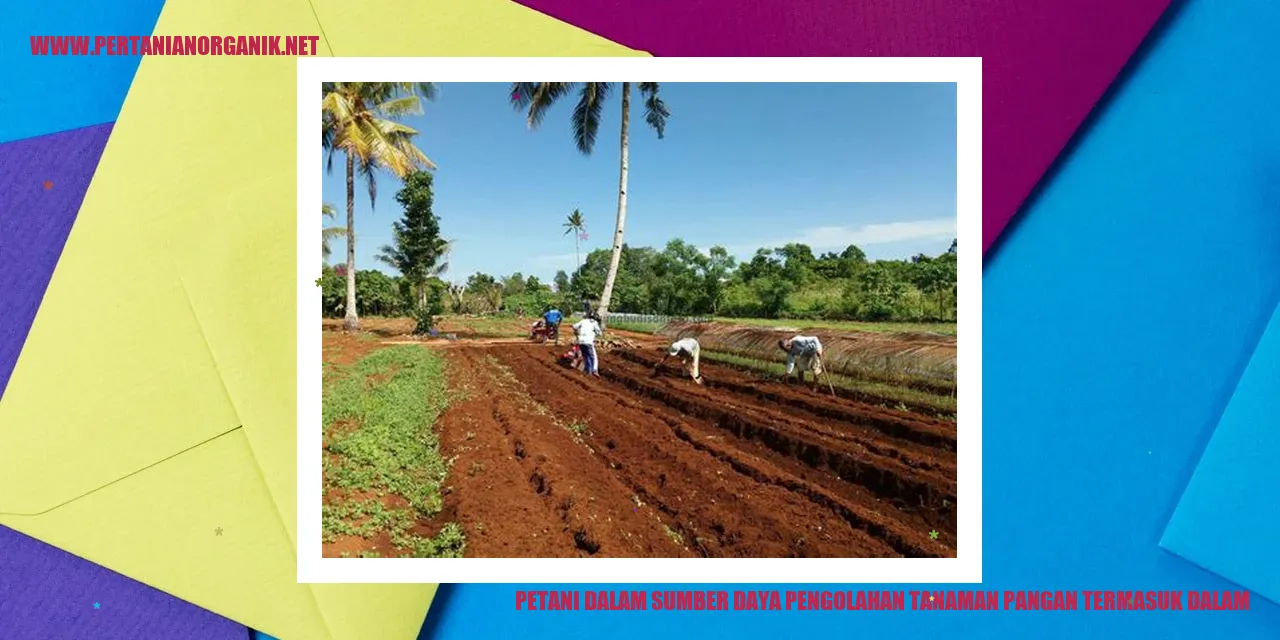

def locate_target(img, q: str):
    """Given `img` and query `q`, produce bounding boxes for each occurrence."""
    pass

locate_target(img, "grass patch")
[700,350,956,419]
[438,315,529,338]
[612,318,954,336]
[322,345,465,557]
[396,522,466,557]
[321,499,415,543]
[711,317,956,335]
[608,321,663,334]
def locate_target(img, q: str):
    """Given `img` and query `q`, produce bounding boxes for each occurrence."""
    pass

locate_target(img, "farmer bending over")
[572,311,603,377]
[655,338,704,385]
[542,307,564,344]
[778,335,825,390]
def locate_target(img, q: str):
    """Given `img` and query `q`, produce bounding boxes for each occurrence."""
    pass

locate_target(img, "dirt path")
[431,342,956,558]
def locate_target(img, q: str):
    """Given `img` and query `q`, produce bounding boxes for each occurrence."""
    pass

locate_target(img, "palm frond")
[322,226,346,261]
[391,130,436,171]
[512,82,575,131]
[376,243,402,270]
[638,82,669,139]
[320,91,356,125]
[376,95,425,119]
[414,83,439,102]
[410,238,452,278]
[572,83,610,155]
[509,83,535,110]
[357,157,378,209]
[428,257,450,277]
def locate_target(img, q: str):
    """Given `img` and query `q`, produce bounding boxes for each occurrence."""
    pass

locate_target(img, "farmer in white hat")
[778,335,825,391]
[654,337,704,385]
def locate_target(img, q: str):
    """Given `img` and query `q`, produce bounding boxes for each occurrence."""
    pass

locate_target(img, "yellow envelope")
[0,0,645,638]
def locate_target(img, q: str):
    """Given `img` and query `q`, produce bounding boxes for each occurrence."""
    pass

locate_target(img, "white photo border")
[297,57,982,584]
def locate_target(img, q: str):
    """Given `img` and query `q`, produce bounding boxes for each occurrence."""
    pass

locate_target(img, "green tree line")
[561,238,958,322]
[321,237,957,324]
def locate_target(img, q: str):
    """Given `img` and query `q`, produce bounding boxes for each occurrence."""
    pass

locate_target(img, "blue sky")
[321,82,957,285]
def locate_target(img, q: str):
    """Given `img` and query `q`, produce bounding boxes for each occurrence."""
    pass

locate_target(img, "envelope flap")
[168,172,300,543]
[1161,299,1280,604]
[310,0,650,56]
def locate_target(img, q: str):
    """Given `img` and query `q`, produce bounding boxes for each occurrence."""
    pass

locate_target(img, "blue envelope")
[1162,298,1280,604]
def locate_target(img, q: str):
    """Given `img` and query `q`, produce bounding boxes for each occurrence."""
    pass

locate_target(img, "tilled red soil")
[431,343,956,558]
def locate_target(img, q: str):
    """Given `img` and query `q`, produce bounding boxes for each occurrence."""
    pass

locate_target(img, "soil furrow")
[591,353,957,517]
[497,346,908,557]
[420,342,957,557]
[493,346,952,555]
[609,353,956,481]
[617,348,957,450]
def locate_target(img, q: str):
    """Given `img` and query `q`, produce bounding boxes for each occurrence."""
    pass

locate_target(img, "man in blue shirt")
[542,308,564,345]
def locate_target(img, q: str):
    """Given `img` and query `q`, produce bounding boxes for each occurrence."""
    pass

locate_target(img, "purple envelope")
[0,526,247,639]
[0,124,112,397]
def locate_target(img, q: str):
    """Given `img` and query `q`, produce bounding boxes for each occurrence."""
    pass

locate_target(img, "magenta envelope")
[514,0,1174,253]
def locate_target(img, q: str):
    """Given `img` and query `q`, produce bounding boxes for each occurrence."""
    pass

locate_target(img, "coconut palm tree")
[321,203,346,263]
[511,82,669,324]
[322,82,437,330]
[563,209,587,271]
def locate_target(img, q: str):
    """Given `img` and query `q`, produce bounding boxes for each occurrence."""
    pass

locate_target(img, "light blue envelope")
[1162,299,1280,604]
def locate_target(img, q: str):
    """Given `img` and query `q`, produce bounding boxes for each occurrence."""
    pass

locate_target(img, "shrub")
[412,306,436,335]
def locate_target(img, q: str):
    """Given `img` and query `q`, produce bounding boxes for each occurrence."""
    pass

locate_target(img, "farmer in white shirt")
[654,337,704,385]
[572,312,603,377]
[778,335,825,390]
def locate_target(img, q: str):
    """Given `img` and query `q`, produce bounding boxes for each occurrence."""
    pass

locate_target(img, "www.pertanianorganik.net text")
[30,35,321,56]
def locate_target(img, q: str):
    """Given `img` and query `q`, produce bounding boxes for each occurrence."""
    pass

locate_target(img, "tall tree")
[502,272,527,296]
[322,82,437,330]
[563,209,587,271]
[553,270,570,293]
[702,246,737,315]
[376,171,450,309]
[321,203,345,263]
[511,82,669,325]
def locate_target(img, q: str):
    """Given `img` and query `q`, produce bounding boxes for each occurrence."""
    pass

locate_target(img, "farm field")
[318,83,961,560]
[321,317,957,558]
